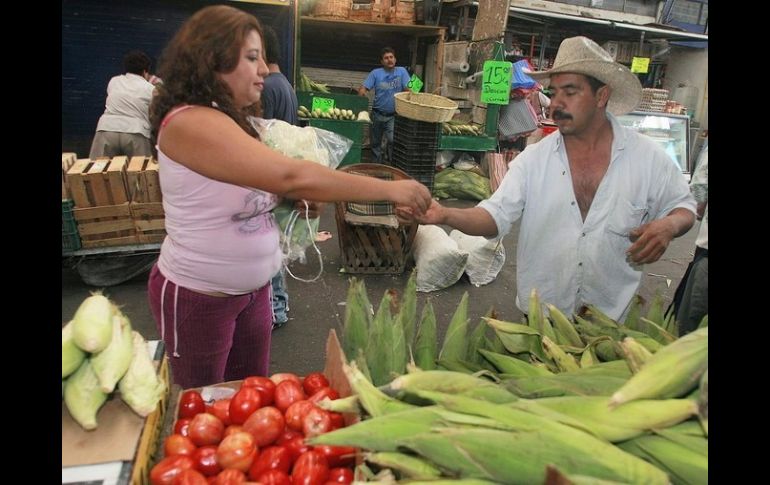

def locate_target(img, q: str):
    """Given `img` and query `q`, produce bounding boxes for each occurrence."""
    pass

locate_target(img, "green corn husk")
[439,292,470,362]
[354,347,373,383]
[652,427,708,457]
[618,434,707,485]
[541,336,580,372]
[665,420,707,439]
[343,362,412,417]
[72,293,115,353]
[342,278,372,361]
[644,292,666,328]
[62,321,86,379]
[389,370,517,403]
[315,394,361,414]
[466,310,494,368]
[623,294,645,329]
[582,305,620,328]
[698,368,708,436]
[526,396,698,442]
[436,358,485,374]
[502,374,628,398]
[636,317,677,345]
[610,327,708,407]
[118,331,166,417]
[413,301,438,371]
[579,347,599,367]
[478,349,553,377]
[367,291,395,386]
[619,337,654,374]
[391,294,408,379]
[90,312,133,393]
[561,359,632,379]
[64,359,109,430]
[398,270,417,349]
[697,314,708,329]
[485,318,552,365]
[364,451,442,479]
[547,304,584,347]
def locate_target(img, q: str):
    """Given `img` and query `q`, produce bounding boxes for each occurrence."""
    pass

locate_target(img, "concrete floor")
[62,199,698,383]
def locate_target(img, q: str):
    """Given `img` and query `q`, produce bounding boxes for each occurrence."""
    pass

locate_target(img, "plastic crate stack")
[392,115,441,191]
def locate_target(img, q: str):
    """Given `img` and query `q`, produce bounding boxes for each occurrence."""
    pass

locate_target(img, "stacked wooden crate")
[347,0,415,24]
[65,155,166,249]
[389,0,415,24]
[62,153,77,199]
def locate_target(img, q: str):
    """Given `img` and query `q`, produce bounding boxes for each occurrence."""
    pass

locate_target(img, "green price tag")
[312,97,335,112]
[631,57,650,74]
[407,74,423,93]
[480,60,513,105]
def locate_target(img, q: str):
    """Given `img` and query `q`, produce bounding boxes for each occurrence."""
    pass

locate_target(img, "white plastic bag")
[413,225,468,292]
[450,230,506,287]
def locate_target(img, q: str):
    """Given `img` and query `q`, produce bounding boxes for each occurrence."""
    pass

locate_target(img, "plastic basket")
[394,92,457,123]
[334,164,418,274]
[62,199,81,253]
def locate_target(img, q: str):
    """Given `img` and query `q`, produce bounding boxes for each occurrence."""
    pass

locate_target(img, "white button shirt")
[478,113,696,320]
[95,73,155,138]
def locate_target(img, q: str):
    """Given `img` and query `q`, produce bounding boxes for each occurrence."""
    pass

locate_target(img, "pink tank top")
[156,105,282,294]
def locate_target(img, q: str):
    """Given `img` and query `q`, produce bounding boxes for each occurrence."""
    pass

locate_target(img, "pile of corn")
[432,168,492,201]
[298,71,330,93]
[298,105,361,120]
[62,293,166,430]
[333,277,708,484]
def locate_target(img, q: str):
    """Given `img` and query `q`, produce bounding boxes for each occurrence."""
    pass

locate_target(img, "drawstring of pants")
[159,277,181,357]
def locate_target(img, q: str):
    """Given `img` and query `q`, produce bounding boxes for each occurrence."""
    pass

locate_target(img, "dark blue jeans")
[371,112,394,163]
[270,269,289,326]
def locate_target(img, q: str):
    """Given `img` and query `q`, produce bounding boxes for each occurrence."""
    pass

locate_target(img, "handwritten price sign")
[631,57,650,74]
[312,97,335,112]
[481,60,513,105]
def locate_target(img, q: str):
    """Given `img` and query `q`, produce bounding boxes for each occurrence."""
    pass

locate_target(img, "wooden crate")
[62,153,77,199]
[313,0,351,19]
[126,156,161,203]
[130,202,166,244]
[68,156,137,247]
[389,0,415,24]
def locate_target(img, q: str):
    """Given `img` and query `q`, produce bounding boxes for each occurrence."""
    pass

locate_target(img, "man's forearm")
[665,207,696,238]
[442,207,499,238]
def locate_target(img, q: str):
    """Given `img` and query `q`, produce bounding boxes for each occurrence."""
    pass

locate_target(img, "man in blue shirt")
[358,47,411,163]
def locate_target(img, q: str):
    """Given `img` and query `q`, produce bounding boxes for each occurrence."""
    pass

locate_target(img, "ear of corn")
[619,337,654,374]
[366,291,395,386]
[652,427,709,457]
[623,294,645,329]
[547,304,584,347]
[413,302,438,371]
[64,359,108,430]
[502,374,627,398]
[390,294,408,379]
[478,348,553,377]
[315,395,361,414]
[485,318,552,365]
[72,292,115,353]
[342,362,413,417]
[439,292,470,362]
[561,359,632,379]
[618,434,707,485]
[354,347,373,383]
[579,347,599,367]
[90,312,133,393]
[466,311,493,369]
[697,314,708,329]
[698,368,708,436]
[62,321,86,379]
[528,396,697,442]
[118,331,166,417]
[542,336,581,372]
[389,370,517,403]
[398,270,418,350]
[436,358,485,374]
[645,292,666,327]
[637,317,677,345]
[364,451,442,479]
[582,305,620,328]
[610,327,708,407]
[342,278,372,361]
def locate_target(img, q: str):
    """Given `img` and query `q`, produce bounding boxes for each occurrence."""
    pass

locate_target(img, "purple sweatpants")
[147,264,272,388]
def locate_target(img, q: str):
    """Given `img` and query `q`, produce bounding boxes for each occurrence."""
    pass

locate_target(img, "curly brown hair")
[150,5,264,146]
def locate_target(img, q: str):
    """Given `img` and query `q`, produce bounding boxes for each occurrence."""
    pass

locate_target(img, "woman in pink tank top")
[147,5,432,388]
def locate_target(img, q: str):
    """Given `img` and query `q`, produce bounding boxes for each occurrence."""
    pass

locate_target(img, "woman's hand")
[389,180,433,215]
[396,199,444,225]
[293,199,324,219]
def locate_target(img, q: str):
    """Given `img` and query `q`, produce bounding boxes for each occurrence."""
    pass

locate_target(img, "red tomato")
[276,428,303,445]
[257,469,292,485]
[242,376,277,406]
[192,445,221,477]
[213,468,246,485]
[229,387,262,425]
[313,446,356,468]
[327,467,353,485]
[207,478,217,485]
[150,454,195,485]
[302,373,330,396]
[274,380,306,413]
[174,418,192,437]
[327,412,345,431]
[164,433,197,457]
[284,400,315,432]
[283,436,312,463]
[173,468,209,485]
[270,372,302,387]
[188,413,225,447]
[308,387,340,404]
[291,450,329,485]
[248,445,293,480]
[242,406,285,447]
[215,431,257,472]
[302,407,332,438]
[223,425,245,438]
[209,399,232,426]
[179,390,207,419]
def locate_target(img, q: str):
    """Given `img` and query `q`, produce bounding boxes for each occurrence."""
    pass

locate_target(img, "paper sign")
[481,60,513,105]
[312,97,335,112]
[407,74,423,93]
[631,57,650,74]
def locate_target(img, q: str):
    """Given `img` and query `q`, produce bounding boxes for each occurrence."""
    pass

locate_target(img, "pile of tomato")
[149,372,357,485]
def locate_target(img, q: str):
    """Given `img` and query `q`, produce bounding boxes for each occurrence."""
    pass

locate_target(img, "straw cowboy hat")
[528,36,642,115]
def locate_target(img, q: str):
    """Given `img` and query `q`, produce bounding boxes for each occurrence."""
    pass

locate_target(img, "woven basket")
[394,92,458,123]
[313,0,351,19]
[334,164,418,274]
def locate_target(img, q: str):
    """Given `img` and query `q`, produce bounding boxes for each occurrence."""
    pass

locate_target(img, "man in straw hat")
[405,36,697,321]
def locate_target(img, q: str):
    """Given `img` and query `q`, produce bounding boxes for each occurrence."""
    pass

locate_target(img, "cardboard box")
[62,341,170,485]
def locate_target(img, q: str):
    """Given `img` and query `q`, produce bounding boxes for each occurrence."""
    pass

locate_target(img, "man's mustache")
[552,110,572,120]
